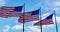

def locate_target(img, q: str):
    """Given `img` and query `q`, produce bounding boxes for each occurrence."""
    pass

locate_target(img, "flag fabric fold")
[34,14,54,26]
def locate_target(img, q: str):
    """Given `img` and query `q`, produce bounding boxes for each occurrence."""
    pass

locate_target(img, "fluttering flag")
[1,6,23,12]
[18,9,40,23]
[34,14,54,26]
[19,9,40,23]
[0,6,23,18]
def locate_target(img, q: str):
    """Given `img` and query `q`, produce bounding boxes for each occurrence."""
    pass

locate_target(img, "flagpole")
[39,7,42,32]
[54,10,58,32]
[23,3,25,32]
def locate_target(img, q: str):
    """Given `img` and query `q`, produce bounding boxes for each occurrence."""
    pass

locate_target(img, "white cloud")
[42,24,54,28]
[56,17,60,22]
[11,24,23,30]
[33,20,39,23]
[52,8,60,15]
[53,1,60,6]
[3,25,11,32]
[53,16,60,23]
[28,26,40,32]
[42,13,49,17]
[53,7,59,10]
[11,24,41,32]
[0,0,5,6]
[42,13,51,19]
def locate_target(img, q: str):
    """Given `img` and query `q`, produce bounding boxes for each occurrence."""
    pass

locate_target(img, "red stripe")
[1,6,15,9]
[7,12,22,17]
[19,15,39,23]
[0,11,22,17]
[0,9,13,11]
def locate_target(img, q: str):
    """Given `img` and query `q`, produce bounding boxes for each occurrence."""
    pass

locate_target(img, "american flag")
[34,14,54,26]
[0,6,23,18]
[1,6,23,12]
[18,9,40,23]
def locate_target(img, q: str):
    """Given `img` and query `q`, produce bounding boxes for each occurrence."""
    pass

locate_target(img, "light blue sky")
[0,0,60,32]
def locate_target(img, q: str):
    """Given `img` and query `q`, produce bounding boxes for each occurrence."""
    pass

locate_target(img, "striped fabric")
[19,9,40,23]
[19,15,39,23]
[0,6,23,18]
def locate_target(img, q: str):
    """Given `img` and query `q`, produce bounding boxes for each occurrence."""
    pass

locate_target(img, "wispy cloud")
[28,26,40,32]
[11,24,41,32]
[53,16,60,23]
[11,24,23,30]
[53,1,60,7]
[2,25,11,32]
[0,0,6,6]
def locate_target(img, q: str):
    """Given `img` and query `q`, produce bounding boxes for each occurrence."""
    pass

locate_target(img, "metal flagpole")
[54,10,58,32]
[39,7,42,32]
[23,3,25,32]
